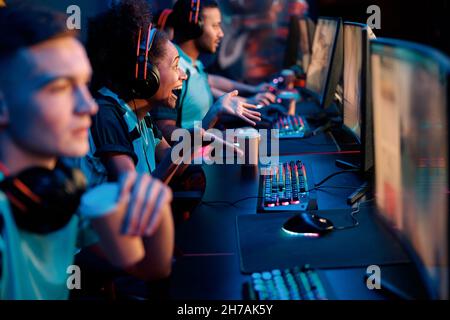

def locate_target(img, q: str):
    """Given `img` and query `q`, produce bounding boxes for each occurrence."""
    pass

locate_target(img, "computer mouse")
[282,212,334,236]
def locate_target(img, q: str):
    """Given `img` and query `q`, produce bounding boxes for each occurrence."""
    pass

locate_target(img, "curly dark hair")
[87,0,169,101]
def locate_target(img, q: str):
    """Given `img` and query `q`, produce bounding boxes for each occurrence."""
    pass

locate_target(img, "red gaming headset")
[189,0,201,25]
[157,9,173,30]
[172,0,204,40]
[0,161,87,234]
[131,23,160,99]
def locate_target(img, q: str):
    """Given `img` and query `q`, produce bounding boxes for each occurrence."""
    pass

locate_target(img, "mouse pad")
[236,208,410,274]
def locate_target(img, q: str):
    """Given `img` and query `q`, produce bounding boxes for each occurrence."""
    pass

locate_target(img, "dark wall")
[9,0,175,42]
[7,0,449,55]
[9,0,447,83]
[317,0,449,55]
[14,0,110,41]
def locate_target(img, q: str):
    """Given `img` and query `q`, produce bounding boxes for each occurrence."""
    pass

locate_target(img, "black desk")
[170,152,387,299]
[168,133,426,300]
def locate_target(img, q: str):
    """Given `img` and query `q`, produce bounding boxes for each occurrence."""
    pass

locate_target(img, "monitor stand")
[335,159,370,205]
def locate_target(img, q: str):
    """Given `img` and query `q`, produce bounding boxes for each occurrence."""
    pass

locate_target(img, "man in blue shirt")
[152,0,271,143]
[173,42,215,129]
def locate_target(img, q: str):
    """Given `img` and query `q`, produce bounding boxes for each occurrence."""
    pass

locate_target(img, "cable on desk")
[202,196,266,207]
[314,169,359,188]
[284,140,342,146]
[311,184,361,191]
[232,196,263,206]
[202,185,362,208]
[333,203,360,230]
[333,198,375,231]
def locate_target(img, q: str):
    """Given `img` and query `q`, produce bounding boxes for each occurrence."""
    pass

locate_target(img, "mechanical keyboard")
[273,115,311,139]
[258,160,317,212]
[243,265,328,300]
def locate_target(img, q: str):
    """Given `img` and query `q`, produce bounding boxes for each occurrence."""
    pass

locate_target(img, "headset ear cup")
[0,165,87,234]
[191,18,203,39]
[133,25,160,99]
[146,64,161,97]
[132,64,160,99]
[181,21,203,40]
[173,0,203,40]
[57,163,88,195]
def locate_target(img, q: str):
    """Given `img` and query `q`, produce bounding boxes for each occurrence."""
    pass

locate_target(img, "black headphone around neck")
[131,24,160,99]
[0,161,87,234]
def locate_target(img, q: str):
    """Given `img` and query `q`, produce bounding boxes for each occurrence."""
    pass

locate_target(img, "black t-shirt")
[90,95,163,168]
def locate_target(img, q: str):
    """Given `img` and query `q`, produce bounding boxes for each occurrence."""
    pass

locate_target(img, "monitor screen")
[299,18,312,71]
[341,23,376,173]
[343,23,363,140]
[306,17,339,103]
[283,16,315,71]
[362,27,376,173]
[372,39,449,299]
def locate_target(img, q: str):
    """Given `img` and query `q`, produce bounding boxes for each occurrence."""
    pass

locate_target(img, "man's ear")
[0,91,10,126]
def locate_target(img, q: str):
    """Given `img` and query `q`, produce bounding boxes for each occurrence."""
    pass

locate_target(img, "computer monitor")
[342,22,376,173]
[305,17,343,109]
[372,38,450,299]
[283,16,315,71]
[283,15,300,69]
[298,17,316,71]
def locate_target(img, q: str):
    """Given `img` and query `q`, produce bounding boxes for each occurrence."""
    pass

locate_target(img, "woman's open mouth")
[171,86,182,99]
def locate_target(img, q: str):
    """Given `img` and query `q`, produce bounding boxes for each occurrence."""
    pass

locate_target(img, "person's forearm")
[208,74,234,92]
[209,74,256,95]
[98,156,175,280]
[153,148,183,183]
[202,103,220,130]
[232,81,258,94]
[103,154,136,181]
[211,86,227,99]
[158,124,180,146]
[125,207,174,281]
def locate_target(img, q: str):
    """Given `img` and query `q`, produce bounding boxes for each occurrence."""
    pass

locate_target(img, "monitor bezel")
[298,16,316,70]
[340,21,375,178]
[306,16,343,109]
[342,22,366,143]
[341,22,374,176]
[283,15,301,69]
